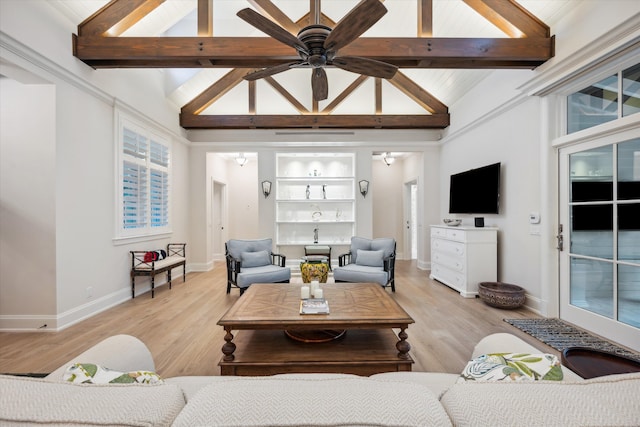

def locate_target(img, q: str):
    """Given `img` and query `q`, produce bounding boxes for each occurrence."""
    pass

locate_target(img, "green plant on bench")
[130,243,186,298]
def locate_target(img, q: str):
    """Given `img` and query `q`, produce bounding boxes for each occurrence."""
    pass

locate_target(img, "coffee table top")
[218,282,414,330]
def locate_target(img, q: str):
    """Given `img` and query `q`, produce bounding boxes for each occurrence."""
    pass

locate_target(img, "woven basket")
[478,282,525,309]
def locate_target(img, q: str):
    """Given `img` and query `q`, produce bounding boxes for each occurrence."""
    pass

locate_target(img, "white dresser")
[429,225,497,298]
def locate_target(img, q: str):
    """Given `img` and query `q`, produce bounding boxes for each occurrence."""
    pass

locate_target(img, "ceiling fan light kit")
[237,0,398,102]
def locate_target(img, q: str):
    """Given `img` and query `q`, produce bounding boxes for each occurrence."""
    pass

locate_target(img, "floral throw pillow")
[458,353,563,382]
[63,363,163,384]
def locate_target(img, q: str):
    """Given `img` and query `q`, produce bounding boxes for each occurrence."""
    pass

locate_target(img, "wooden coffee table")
[217,282,415,376]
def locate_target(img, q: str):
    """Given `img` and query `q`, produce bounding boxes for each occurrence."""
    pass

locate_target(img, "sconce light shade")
[359,180,369,198]
[383,152,395,166]
[235,153,248,166]
[262,180,272,198]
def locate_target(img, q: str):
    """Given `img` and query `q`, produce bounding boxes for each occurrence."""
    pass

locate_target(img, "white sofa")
[1,333,639,426]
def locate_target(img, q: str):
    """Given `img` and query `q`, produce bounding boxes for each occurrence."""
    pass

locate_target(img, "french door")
[559,136,640,352]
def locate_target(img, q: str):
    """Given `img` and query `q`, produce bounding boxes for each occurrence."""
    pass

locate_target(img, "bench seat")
[130,243,186,298]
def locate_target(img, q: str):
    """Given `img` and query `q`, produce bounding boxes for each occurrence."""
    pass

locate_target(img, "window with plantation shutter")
[116,115,171,239]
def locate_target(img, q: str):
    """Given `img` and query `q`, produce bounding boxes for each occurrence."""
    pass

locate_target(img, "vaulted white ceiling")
[49,0,573,115]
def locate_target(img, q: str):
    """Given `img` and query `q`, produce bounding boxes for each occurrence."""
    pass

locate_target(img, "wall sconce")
[382,152,395,166]
[235,153,248,167]
[262,180,272,198]
[358,180,369,198]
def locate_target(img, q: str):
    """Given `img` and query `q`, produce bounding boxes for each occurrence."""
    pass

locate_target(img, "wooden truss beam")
[73,36,553,69]
[179,114,450,129]
[462,0,549,38]
[78,0,165,37]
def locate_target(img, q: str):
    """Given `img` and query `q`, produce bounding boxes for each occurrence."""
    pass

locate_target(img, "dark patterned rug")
[504,318,640,363]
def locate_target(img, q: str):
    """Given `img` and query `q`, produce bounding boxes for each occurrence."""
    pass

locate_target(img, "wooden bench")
[130,243,186,298]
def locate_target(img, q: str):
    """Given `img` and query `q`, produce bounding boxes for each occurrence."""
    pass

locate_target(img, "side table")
[561,347,640,379]
[300,256,329,283]
[304,245,331,270]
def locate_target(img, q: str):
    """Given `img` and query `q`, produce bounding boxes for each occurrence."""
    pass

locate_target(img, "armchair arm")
[384,253,396,282]
[271,252,287,267]
[226,253,241,281]
[338,252,352,267]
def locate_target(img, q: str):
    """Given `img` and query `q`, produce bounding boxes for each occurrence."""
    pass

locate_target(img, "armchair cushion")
[241,250,271,268]
[226,238,273,261]
[355,249,384,267]
[237,265,291,289]
[333,264,389,287]
[349,237,395,264]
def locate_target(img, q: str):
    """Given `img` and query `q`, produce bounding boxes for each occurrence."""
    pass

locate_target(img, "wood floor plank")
[0,261,549,377]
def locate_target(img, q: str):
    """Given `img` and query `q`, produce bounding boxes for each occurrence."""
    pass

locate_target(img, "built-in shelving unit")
[275,153,355,265]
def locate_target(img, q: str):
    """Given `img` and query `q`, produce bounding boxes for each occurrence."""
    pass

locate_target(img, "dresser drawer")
[431,251,465,272]
[431,227,447,238]
[432,238,465,258]
[431,264,467,288]
[445,228,466,242]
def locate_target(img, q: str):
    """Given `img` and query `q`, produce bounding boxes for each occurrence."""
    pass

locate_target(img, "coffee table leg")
[396,328,411,360]
[222,328,236,361]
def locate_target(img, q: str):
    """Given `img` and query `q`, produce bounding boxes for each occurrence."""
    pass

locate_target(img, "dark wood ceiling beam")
[389,71,448,114]
[263,77,310,113]
[73,36,554,68]
[179,114,450,129]
[248,0,300,34]
[181,68,254,115]
[462,0,549,38]
[197,0,213,37]
[375,78,382,114]
[78,0,165,37]
[418,0,433,37]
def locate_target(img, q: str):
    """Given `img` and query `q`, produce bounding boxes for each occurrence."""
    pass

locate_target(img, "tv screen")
[449,162,501,214]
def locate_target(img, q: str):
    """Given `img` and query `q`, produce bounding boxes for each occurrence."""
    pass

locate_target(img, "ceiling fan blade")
[323,0,387,52]
[237,8,308,54]
[332,56,398,79]
[312,68,328,101]
[243,62,304,81]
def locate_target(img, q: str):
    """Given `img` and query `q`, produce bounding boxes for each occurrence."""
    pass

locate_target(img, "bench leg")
[131,275,135,299]
[151,275,155,298]
[168,269,172,290]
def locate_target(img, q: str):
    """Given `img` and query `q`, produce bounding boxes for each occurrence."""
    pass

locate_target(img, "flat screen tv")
[449,162,501,214]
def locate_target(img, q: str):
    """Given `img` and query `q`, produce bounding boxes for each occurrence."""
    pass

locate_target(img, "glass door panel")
[561,137,640,352]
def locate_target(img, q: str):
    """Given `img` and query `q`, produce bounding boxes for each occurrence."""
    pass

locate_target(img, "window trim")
[114,111,172,242]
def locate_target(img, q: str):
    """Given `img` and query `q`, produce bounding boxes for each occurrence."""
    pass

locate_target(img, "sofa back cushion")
[227,238,272,260]
[440,372,640,427]
[172,376,452,427]
[0,375,185,426]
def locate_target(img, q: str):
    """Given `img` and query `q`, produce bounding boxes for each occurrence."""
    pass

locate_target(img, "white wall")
[372,158,405,255]
[0,78,57,327]
[440,98,543,300]
[0,1,190,330]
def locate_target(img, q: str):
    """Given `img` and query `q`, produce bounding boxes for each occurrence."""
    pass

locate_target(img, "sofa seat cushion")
[237,265,291,288]
[333,263,388,286]
[0,375,185,427]
[172,376,452,427]
[440,372,640,427]
[371,372,460,398]
[133,255,185,270]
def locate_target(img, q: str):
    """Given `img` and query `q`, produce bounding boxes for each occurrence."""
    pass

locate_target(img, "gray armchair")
[225,238,291,295]
[333,237,396,292]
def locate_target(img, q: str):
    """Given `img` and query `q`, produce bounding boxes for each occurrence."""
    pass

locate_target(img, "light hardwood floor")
[0,261,551,377]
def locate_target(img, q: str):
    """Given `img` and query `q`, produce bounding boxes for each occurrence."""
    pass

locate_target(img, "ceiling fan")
[237,0,398,101]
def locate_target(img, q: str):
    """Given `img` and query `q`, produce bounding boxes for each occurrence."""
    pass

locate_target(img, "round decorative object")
[478,282,526,309]
[443,219,462,226]
[284,329,346,343]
